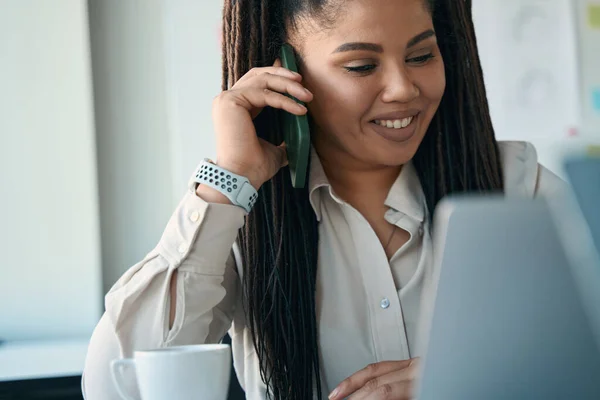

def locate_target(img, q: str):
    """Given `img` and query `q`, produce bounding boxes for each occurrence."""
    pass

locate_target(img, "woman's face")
[289,0,446,168]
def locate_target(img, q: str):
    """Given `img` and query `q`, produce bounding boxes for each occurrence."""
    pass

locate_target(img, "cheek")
[305,70,375,128]
[419,63,446,108]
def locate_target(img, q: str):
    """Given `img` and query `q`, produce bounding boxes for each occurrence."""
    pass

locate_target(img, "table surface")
[0,338,89,382]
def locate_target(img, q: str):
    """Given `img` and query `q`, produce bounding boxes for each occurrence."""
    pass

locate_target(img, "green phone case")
[280,43,310,189]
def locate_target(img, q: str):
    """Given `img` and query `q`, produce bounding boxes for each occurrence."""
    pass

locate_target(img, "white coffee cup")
[110,344,231,400]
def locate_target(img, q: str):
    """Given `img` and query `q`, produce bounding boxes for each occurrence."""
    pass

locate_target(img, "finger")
[273,58,282,67]
[330,360,415,400]
[235,87,307,117]
[350,381,414,400]
[236,65,302,86]
[260,139,289,171]
[239,73,312,103]
[347,367,417,400]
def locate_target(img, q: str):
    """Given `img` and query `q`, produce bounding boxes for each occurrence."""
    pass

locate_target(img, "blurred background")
[0,0,598,399]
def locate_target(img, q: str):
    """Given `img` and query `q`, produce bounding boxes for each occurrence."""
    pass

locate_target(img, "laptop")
[416,195,600,400]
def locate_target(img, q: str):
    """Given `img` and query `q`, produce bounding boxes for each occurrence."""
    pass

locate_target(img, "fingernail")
[328,388,339,399]
[304,88,312,94]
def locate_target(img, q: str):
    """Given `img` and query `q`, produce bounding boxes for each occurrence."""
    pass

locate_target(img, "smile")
[369,113,420,143]
[372,116,415,129]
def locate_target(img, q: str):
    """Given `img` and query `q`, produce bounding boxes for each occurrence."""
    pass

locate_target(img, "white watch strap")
[193,159,258,213]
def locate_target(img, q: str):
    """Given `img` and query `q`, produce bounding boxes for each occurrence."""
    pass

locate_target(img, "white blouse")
[82,141,565,399]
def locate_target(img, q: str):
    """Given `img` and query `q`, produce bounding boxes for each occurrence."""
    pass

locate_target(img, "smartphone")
[280,43,311,189]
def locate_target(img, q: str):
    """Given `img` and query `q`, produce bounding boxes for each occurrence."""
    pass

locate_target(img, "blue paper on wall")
[593,88,600,113]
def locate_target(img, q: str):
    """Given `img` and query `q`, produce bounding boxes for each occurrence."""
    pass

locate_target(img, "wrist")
[195,184,233,205]
[214,160,264,190]
[192,159,260,213]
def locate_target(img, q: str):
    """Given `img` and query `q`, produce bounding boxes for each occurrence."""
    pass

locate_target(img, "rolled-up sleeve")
[82,186,246,400]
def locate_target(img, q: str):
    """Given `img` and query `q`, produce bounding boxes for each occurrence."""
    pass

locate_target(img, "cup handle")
[110,359,137,400]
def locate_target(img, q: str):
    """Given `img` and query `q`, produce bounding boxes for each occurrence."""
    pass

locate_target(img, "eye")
[344,64,377,74]
[406,54,435,65]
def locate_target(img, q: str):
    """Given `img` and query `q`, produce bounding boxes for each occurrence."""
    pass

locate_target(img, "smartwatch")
[192,159,258,213]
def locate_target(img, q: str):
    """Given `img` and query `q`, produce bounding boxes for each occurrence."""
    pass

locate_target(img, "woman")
[83,0,564,399]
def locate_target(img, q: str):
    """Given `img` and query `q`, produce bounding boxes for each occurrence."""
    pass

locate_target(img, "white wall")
[86,0,223,296]
[162,0,224,191]
[473,0,600,176]
[0,0,102,340]
[88,0,177,295]
[576,0,600,133]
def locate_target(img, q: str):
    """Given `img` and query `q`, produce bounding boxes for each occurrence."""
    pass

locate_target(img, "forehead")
[289,0,433,52]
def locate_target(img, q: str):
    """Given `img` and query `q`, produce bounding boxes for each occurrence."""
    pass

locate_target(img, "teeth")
[374,116,414,129]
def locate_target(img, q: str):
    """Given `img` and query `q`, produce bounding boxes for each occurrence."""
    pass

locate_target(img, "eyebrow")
[332,29,436,54]
[407,29,436,48]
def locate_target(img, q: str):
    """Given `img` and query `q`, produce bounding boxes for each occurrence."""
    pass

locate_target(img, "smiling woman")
[229,1,501,397]
[80,1,568,400]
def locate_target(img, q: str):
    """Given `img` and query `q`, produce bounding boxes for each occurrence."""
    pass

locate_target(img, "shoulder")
[497,141,567,198]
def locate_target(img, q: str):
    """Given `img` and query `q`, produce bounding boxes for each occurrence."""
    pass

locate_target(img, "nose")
[380,66,420,104]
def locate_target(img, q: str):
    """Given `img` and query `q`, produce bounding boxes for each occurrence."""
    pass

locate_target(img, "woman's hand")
[329,359,420,400]
[211,59,313,189]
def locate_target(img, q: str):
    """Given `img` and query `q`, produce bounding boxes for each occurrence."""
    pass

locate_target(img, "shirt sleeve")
[498,140,569,198]
[535,164,569,198]
[82,186,246,400]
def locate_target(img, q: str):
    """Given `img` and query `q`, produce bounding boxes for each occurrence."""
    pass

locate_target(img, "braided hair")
[220,0,503,398]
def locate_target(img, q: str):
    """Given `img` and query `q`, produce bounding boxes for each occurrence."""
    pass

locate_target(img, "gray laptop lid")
[417,197,600,400]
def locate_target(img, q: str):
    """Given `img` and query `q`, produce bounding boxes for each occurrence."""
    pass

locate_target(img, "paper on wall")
[473,0,581,142]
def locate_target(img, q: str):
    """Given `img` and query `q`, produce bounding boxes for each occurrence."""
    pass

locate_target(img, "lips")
[369,112,420,142]
[370,109,421,122]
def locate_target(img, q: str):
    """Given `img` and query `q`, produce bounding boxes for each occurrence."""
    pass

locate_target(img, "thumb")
[258,139,288,179]
[277,142,289,168]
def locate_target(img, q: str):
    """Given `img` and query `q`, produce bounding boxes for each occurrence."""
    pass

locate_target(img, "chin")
[358,116,428,166]
[369,134,424,167]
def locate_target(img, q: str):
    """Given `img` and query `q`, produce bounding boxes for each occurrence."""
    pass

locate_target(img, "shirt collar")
[384,161,426,222]
[308,148,332,221]
[308,148,426,223]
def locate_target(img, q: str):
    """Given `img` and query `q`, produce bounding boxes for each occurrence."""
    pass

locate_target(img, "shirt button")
[190,210,200,222]
[178,243,188,254]
[380,298,391,309]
